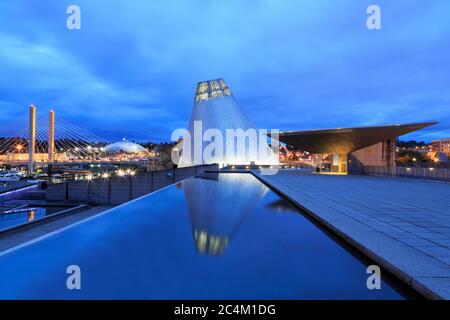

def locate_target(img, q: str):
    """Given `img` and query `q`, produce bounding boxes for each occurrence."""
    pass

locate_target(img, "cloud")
[0,0,449,142]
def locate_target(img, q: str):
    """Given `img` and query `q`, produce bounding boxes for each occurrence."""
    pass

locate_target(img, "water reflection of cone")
[183,173,268,256]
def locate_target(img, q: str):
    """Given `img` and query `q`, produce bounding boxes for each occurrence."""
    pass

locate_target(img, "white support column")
[48,109,55,163]
[28,105,36,173]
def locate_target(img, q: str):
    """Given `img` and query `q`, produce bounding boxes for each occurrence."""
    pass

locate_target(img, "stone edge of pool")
[251,171,448,300]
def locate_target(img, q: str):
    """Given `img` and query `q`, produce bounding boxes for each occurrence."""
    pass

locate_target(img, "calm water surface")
[0,208,46,231]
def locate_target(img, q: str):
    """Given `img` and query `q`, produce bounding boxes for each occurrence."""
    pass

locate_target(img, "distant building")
[432,151,449,163]
[276,123,437,174]
[432,138,450,156]
[0,153,68,163]
[102,139,147,154]
[147,143,176,171]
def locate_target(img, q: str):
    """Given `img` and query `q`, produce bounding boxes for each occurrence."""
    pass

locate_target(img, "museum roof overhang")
[273,122,437,154]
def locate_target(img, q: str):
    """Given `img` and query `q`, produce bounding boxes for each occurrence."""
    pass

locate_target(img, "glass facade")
[195,78,233,102]
[179,79,279,167]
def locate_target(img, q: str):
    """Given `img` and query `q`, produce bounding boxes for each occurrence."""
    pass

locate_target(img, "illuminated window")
[210,81,220,90]
[198,82,208,93]
[211,90,223,98]
[195,93,209,102]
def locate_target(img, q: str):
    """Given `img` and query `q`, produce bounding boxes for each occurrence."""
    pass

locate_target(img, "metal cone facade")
[178,79,278,167]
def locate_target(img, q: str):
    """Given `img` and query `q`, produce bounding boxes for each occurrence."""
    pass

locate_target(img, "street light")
[15,145,23,161]
[412,157,418,169]
[434,158,439,169]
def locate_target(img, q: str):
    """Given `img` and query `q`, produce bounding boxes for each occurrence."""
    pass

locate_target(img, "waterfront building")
[175,79,436,173]
[102,139,147,154]
[276,123,436,174]
[432,138,450,156]
[176,79,278,167]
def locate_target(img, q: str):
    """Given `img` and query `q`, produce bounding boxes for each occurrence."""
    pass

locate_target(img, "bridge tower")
[48,109,55,163]
[28,105,36,173]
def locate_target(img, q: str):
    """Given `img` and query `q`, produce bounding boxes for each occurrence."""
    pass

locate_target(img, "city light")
[115,169,136,177]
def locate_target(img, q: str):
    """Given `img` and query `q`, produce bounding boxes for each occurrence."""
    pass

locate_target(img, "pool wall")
[46,165,218,205]
[0,204,88,236]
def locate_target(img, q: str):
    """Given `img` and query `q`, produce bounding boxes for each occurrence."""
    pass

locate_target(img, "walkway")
[254,170,450,299]
[0,206,114,252]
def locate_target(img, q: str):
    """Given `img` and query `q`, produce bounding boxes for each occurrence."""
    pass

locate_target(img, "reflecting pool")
[0,173,416,299]
[0,208,46,231]
[0,205,75,232]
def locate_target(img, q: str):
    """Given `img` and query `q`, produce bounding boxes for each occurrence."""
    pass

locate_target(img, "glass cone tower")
[177,79,278,167]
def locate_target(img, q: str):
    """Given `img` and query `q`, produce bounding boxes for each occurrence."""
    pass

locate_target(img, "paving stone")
[430,239,450,247]
[435,256,450,266]
[414,277,450,300]
[415,246,450,257]
[398,238,437,247]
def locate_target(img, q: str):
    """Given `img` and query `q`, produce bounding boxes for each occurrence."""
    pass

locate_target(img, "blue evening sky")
[0,0,449,142]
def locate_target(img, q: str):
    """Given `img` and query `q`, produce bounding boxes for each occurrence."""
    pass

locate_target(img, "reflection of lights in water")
[184,173,267,256]
[265,199,298,213]
[194,230,229,256]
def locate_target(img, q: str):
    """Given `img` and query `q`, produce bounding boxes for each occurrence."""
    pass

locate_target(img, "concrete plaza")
[255,170,450,299]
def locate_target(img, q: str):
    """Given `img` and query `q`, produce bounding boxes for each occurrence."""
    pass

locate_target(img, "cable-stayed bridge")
[0,105,150,172]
